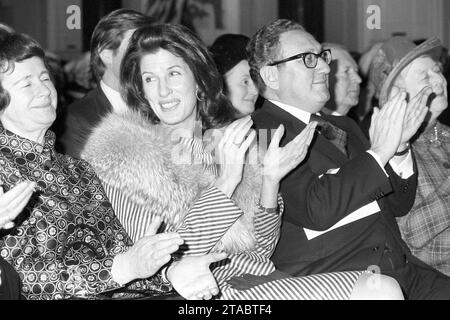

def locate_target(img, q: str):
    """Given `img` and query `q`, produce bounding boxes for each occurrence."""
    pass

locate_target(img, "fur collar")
[82,111,262,254]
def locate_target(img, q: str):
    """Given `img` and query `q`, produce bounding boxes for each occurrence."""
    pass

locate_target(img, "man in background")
[321,43,362,117]
[60,9,154,158]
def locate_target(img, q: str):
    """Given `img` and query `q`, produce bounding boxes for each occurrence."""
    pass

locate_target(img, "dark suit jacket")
[60,87,113,159]
[252,99,418,276]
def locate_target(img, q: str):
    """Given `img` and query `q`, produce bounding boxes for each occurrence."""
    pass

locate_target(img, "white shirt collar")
[331,111,344,117]
[269,99,312,124]
[100,80,128,114]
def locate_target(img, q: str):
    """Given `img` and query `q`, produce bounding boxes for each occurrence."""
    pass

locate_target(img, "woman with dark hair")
[82,24,404,300]
[120,23,233,129]
[209,33,259,117]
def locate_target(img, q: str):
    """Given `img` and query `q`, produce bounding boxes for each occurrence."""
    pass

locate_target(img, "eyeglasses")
[268,49,332,68]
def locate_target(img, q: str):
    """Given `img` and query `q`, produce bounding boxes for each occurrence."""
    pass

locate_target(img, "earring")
[195,88,205,101]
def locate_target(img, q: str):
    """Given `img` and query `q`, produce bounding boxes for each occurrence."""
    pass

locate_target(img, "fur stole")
[81,111,262,254]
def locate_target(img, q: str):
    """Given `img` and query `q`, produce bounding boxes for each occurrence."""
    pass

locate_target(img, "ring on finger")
[3,221,14,229]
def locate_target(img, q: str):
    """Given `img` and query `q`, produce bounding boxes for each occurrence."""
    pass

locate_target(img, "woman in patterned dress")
[0,31,228,300]
[82,23,404,300]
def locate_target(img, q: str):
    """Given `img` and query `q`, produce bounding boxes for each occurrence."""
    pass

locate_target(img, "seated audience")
[369,36,450,276]
[210,34,259,117]
[0,32,223,300]
[248,18,450,299]
[81,23,404,300]
[60,9,155,158]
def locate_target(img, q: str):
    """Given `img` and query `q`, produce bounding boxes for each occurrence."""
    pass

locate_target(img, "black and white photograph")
[0,0,449,307]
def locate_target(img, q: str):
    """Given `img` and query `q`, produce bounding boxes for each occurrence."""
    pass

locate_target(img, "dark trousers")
[380,245,450,300]
[0,257,22,300]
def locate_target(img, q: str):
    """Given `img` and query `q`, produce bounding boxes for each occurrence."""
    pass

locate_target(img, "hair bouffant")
[0,32,46,111]
[120,23,235,129]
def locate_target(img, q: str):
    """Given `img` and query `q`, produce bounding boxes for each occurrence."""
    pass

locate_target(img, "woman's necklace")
[423,123,447,148]
[430,125,442,148]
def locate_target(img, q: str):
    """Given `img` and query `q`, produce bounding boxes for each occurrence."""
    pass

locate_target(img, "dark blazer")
[252,99,418,277]
[59,87,113,159]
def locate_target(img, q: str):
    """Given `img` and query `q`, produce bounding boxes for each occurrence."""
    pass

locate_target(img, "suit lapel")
[257,101,348,167]
[256,101,307,147]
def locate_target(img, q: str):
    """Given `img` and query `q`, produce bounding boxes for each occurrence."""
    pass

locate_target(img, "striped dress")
[104,137,364,300]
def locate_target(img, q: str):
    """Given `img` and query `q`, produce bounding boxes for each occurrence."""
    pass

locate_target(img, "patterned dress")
[397,122,450,275]
[104,136,365,300]
[0,124,171,299]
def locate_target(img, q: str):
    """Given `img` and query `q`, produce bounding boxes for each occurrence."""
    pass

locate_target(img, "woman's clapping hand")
[214,116,256,197]
[0,181,36,230]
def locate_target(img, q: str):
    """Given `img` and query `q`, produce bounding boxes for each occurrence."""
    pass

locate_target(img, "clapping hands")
[112,216,184,285]
[262,122,317,183]
[400,86,431,144]
[369,86,430,165]
[214,116,256,197]
[167,252,227,300]
[0,181,35,230]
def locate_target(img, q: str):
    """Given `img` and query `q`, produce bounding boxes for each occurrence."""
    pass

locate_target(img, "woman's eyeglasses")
[268,49,332,69]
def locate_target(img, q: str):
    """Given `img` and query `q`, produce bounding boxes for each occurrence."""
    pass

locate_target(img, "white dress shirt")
[100,81,129,114]
[331,110,344,116]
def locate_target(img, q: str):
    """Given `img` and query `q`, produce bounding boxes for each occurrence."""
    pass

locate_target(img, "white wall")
[46,0,83,60]
[358,0,444,51]
[240,0,278,37]
[121,0,146,12]
[122,0,278,41]
[0,0,48,47]
[324,0,446,53]
[0,0,82,60]
[324,0,358,51]
[444,0,450,48]
[220,0,241,34]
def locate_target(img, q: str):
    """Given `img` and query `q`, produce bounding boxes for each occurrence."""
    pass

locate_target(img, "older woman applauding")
[0,32,223,300]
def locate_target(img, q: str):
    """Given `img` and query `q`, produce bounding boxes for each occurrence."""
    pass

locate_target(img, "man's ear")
[260,65,279,91]
[99,48,113,67]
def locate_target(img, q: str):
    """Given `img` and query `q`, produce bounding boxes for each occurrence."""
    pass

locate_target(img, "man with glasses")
[248,19,450,299]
